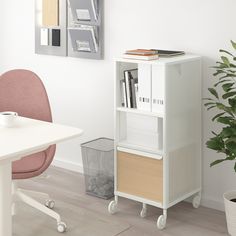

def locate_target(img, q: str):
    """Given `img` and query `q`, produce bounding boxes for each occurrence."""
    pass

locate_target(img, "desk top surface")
[0,117,83,161]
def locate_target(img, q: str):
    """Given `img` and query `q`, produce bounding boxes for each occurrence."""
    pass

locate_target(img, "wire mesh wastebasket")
[81,138,114,199]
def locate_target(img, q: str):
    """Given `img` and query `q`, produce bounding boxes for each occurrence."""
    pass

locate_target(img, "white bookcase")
[108,54,202,230]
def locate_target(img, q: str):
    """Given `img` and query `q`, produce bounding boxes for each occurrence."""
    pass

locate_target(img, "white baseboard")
[201,196,225,212]
[52,159,225,212]
[52,158,84,174]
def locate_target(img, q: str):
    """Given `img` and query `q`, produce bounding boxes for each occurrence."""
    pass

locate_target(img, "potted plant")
[205,40,236,236]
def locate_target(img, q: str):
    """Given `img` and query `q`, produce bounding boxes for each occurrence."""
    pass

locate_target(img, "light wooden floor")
[14,166,228,236]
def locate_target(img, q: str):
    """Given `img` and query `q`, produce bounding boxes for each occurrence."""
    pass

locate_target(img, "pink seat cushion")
[12,151,46,173]
[0,70,55,179]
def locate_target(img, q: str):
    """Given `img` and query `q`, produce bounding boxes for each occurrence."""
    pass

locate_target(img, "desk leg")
[0,162,12,236]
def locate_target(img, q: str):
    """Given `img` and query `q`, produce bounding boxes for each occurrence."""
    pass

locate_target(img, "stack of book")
[123,49,185,60]
[123,49,159,61]
[121,69,138,108]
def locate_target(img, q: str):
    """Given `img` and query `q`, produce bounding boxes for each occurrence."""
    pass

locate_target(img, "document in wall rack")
[69,26,98,53]
[76,9,91,21]
[69,0,98,23]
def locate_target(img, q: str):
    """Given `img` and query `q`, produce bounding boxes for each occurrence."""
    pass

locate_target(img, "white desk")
[0,117,83,236]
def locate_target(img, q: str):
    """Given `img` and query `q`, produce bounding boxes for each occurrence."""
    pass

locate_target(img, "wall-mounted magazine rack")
[68,0,103,59]
[35,0,103,60]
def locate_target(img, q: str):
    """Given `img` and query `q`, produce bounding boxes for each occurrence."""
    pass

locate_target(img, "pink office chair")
[0,69,67,233]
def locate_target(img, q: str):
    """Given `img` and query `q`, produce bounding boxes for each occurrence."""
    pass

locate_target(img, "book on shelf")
[121,69,138,109]
[150,49,185,57]
[130,74,137,108]
[123,53,159,61]
[120,80,127,107]
[124,48,185,60]
[124,71,131,108]
[125,49,157,56]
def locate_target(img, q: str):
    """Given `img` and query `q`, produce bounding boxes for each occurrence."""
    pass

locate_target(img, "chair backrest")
[0,69,55,179]
[0,69,52,121]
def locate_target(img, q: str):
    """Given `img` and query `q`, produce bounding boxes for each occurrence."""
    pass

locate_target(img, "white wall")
[1,0,236,211]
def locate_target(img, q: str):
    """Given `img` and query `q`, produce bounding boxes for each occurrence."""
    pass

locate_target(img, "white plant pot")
[224,191,236,236]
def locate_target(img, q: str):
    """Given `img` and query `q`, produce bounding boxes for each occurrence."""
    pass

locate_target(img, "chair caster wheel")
[157,215,166,230]
[192,195,201,209]
[57,222,67,233]
[45,199,55,209]
[108,200,118,214]
[140,208,147,218]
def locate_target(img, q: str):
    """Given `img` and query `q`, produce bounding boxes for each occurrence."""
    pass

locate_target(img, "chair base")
[12,181,67,233]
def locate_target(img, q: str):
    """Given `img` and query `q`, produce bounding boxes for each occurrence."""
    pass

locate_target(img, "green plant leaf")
[222,83,235,92]
[212,112,225,121]
[229,97,236,107]
[212,65,228,69]
[231,40,236,50]
[216,103,235,116]
[217,116,233,125]
[220,49,234,57]
[208,88,219,99]
[212,131,218,136]
[221,56,230,67]
[226,155,235,160]
[207,105,216,111]
[226,73,236,77]
[204,102,216,107]
[210,159,227,167]
[222,91,236,99]
[219,75,236,80]
[213,70,226,76]
[226,142,236,155]
[203,98,214,101]
[206,136,224,150]
[215,62,228,68]
[226,69,236,74]
[214,79,232,87]
[221,127,236,138]
[225,137,236,144]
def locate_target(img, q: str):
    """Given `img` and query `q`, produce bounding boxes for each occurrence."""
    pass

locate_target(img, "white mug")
[0,111,18,127]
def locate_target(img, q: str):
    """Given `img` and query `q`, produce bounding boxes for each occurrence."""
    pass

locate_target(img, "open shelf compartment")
[115,60,165,114]
[116,111,163,154]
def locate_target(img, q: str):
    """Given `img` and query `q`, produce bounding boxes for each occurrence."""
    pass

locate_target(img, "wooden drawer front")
[117,151,163,202]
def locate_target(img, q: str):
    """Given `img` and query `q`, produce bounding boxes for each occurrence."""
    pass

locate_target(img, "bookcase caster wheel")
[192,195,201,209]
[140,208,147,218]
[57,222,67,233]
[108,200,118,214]
[157,215,166,230]
[45,199,55,209]
[140,203,147,218]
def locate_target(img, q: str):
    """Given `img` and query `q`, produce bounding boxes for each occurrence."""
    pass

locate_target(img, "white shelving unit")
[108,54,202,230]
